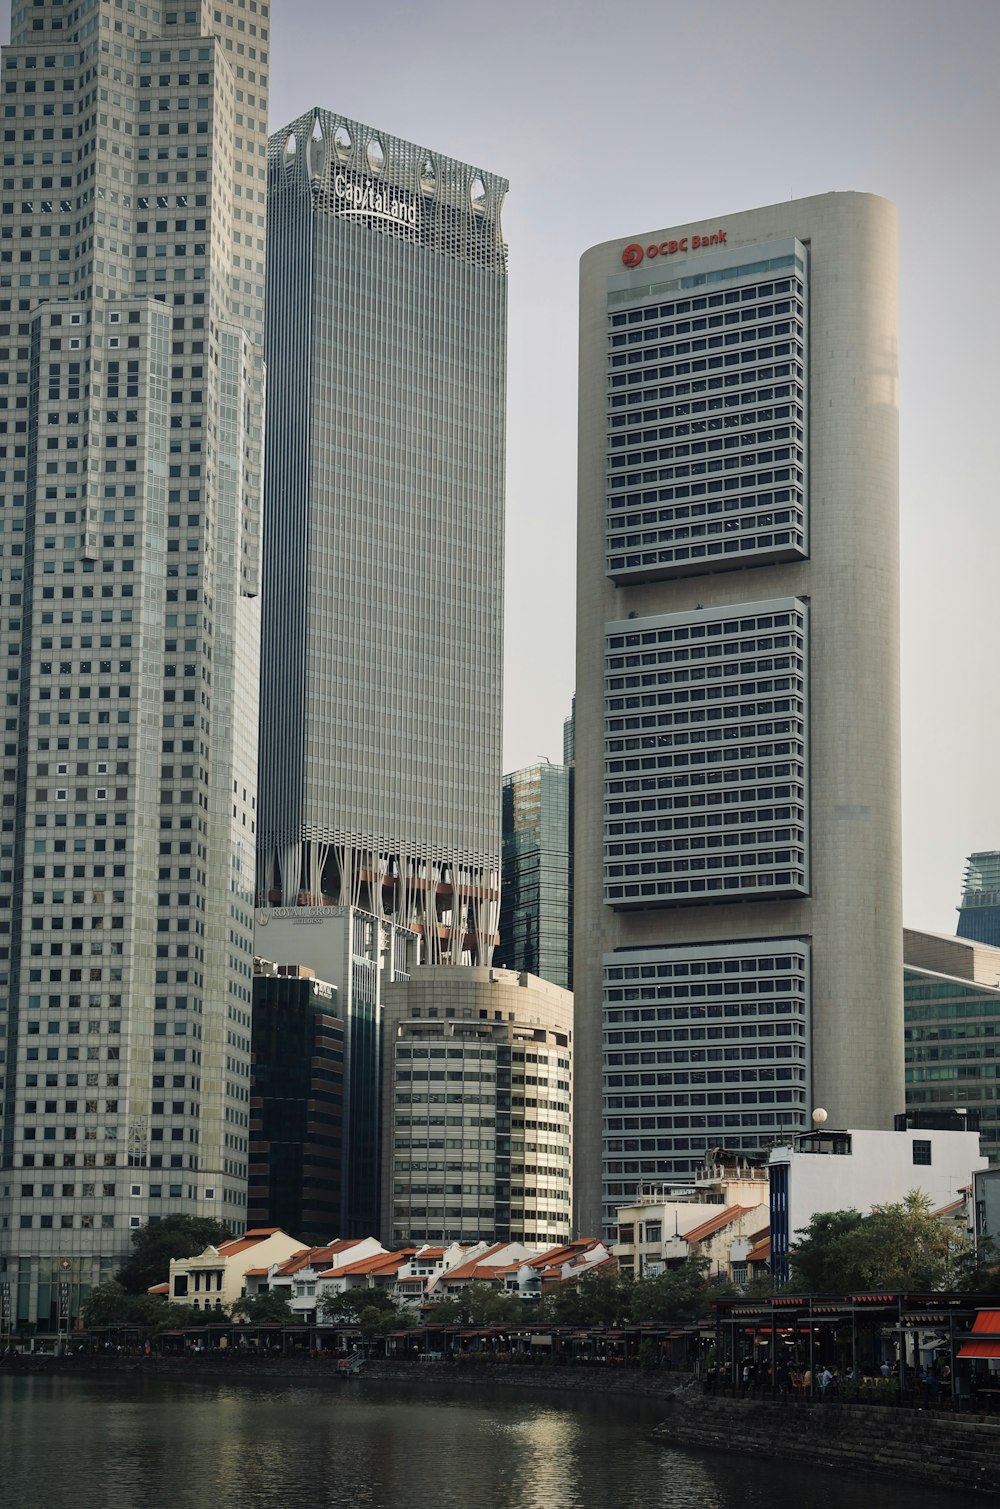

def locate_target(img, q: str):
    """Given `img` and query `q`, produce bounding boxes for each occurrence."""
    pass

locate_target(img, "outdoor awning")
[958,1341,1000,1359]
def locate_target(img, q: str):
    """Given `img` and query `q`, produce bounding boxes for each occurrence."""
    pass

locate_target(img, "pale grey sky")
[3,0,996,935]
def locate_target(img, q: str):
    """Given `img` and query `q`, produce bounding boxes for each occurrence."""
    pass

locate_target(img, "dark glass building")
[496,763,573,990]
[250,964,345,1244]
[957,852,1000,949]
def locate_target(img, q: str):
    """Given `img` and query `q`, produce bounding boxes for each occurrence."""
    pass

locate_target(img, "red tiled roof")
[147,1282,169,1295]
[682,1205,750,1245]
[326,1250,413,1278]
[244,1267,270,1277]
[437,1244,508,1283]
[747,1238,771,1263]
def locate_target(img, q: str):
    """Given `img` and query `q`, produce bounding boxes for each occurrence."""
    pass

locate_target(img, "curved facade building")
[258,110,507,965]
[574,193,903,1235]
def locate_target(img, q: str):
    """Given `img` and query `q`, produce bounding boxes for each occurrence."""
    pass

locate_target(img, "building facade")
[768,1119,986,1280]
[380,967,572,1248]
[0,0,267,1333]
[575,194,902,1235]
[249,962,344,1245]
[251,906,415,1239]
[956,853,1000,949]
[257,109,507,967]
[496,762,573,990]
[904,928,1000,1162]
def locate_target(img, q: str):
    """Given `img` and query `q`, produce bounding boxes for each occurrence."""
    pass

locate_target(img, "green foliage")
[424,1283,534,1328]
[320,1287,408,1326]
[117,1215,231,1295]
[628,1257,710,1323]
[637,1336,660,1371]
[82,1280,183,1334]
[235,1291,295,1325]
[789,1192,975,1293]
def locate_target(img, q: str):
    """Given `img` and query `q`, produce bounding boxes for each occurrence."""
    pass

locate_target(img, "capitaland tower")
[0,0,268,1328]
[257,111,507,967]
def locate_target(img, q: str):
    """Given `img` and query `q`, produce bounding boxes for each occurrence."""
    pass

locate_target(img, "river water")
[0,1375,970,1509]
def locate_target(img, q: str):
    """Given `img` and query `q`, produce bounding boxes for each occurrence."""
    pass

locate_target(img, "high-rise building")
[496,762,573,990]
[250,905,416,1238]
[904,928,1000,1162]
[257,110,507,968]
[249,961,344,1245]
[956,852,1000,948]
[575,194,902,1235]
[380,966,572,1247]
[0,0,268,1332]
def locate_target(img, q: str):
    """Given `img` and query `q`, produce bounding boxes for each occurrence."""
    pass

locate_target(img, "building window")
[912,1139,932,1166]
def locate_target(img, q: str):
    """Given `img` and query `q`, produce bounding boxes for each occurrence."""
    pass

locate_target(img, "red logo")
[621,242,644,268]
[621,230,727,269]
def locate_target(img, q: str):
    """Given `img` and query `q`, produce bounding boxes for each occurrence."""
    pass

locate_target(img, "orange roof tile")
[436,1244,508,1283]
[747,1237,771,1263]
[682,1205,750,1245]
[147,1282,169,1294]
[244,1267,270,1277]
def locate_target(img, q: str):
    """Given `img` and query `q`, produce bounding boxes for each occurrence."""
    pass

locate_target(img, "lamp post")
[58,1258,72,1356]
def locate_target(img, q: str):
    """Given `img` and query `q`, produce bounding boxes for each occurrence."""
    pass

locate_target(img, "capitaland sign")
[334,173,418,227]
[621,230,727,268]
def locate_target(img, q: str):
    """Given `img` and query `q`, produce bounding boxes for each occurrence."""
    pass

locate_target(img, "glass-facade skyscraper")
[496,762,573,990]
[956,852,1000,949]
[0,0,268,1330]
[257,110,507,967]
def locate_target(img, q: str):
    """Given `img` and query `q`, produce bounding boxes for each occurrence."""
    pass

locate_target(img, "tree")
[790,1193,974,1293]
[236,1292,295,1325]
[629,1257,710,1323]
[320,1287,403,1325]
[82,1280,176,1333]
[117,1215,231,1294]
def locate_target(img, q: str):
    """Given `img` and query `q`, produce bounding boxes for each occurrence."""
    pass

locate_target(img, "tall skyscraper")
[956,851,1000,948]
[257,110,507,968]
[496,761,573,990]
[575,194,902,1234]
[0,0,268,1331]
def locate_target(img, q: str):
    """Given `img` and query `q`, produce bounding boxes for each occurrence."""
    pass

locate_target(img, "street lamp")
[58,1258,72,1355]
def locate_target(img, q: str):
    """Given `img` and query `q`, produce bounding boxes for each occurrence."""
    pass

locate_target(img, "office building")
[496,761,573,989]
[956,852,1000,949]
[249,961,344,1244]
[904,928,1000,1162]
[380,967,572,1248]
[768,1117,986,1280]
[0,0,267,1332]
[251,905,415,1238]
[257,109,507,967]
[575,194,902,1234]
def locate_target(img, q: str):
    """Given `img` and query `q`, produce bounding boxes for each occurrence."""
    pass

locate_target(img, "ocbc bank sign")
[621,230,727,268]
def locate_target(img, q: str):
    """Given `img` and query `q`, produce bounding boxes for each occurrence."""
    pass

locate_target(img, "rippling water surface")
[0,1375,971,1509]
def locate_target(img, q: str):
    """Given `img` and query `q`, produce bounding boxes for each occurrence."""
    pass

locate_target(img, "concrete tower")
[574,193,902,1234]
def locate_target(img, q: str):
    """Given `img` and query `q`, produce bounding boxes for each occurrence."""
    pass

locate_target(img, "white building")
[574,193,903,1236]
[769,1122,987,1277]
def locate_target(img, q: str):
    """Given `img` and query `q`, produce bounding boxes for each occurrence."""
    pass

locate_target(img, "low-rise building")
[168,1228,304,1311]
[769,1115,988,1279]
[614,1149,770,1278]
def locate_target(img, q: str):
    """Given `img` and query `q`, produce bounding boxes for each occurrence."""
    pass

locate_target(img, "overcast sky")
[4,0,996,935]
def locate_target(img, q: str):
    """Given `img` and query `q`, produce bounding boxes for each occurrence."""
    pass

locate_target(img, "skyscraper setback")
[257,110,507,966]
[0,0,268,1329]
[575,193,903,1236]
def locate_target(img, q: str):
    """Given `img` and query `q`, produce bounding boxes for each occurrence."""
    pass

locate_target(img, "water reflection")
[0,1376,970,1509]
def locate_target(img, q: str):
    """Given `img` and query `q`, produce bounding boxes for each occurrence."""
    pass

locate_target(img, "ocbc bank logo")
[621,242,644,268]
